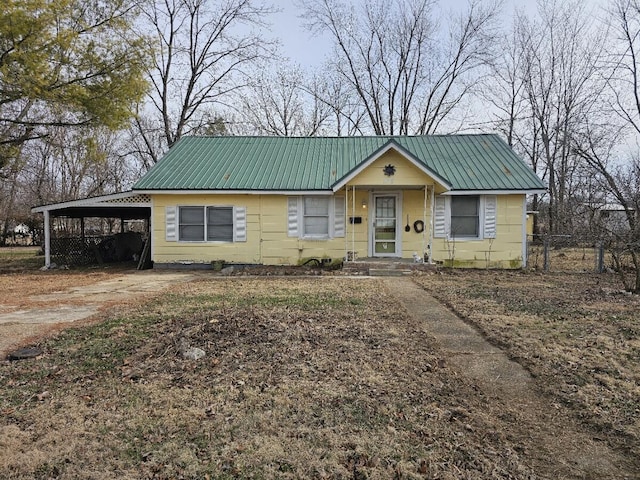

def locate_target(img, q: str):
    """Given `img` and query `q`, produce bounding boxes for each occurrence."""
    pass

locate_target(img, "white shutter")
[234,206,247,242]
[287,197,299,237]
[483,195,497,239]
[333,196,345,238]
[434,196,447,237]
[165,206,177,242]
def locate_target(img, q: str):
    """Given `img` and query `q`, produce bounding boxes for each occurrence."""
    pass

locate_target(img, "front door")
[372,194,400,257]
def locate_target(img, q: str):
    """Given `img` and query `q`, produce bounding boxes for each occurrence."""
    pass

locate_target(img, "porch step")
[368,268,411,277]
[342,260,436,276]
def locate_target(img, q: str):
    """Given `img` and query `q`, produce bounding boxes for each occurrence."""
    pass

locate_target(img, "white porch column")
[351,185,356,261]
[429,186,435,264]
[44,210,51,268]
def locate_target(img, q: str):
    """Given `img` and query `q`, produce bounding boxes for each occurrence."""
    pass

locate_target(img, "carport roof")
[31,191,151,219]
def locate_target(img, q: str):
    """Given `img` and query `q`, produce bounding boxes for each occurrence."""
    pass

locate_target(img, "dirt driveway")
[0,270,197,357]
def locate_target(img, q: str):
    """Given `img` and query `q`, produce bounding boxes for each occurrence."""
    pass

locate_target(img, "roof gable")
[133,135,546,192]
[332,140,452,191]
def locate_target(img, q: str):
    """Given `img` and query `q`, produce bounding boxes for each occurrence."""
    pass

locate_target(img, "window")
[178,206,233,242]
[303,197,330,237]
[179,206,205,241]
[434,195,496,240]
[207,207,233,241]
[287,196,345,239]
[450,196,479,237]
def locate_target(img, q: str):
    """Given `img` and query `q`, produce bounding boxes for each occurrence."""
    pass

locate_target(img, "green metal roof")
[133,134,546,192]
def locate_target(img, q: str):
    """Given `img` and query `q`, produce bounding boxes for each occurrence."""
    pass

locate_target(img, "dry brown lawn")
[0,265,638,479]
[414,269,640,461]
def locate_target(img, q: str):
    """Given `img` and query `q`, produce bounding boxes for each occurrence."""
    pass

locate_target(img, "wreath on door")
[413,220,424,233]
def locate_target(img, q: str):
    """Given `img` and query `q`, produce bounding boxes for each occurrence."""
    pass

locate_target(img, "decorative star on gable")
[383,164,396,176]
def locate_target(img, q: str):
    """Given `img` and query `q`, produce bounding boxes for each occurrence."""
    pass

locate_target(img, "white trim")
[31,191,150,213]
[134,189,334,196]
[442,189,546,196]
[332,141,452,192]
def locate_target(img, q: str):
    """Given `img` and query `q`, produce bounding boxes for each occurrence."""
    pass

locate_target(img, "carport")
[31,191,152,268]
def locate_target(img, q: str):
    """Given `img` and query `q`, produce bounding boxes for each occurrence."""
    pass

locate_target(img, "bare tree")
[571,0,640,292]
[300,0,500,135]
[133,0,275,165]
[495,0,607,235]
[237,66,332,136]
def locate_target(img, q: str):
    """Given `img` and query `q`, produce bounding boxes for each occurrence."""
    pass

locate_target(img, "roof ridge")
[180,133,498,140]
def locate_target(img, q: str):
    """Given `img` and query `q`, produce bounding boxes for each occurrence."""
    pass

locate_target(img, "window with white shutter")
[165,206,177,242]
[483,195,497,239]
[334,197,345,237]
[287,197,298,237]
[171,205,244,242]
[434,196,447,238]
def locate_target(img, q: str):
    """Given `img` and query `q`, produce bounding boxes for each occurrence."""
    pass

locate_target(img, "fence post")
[543,236,550,272]
[596,242,604,273]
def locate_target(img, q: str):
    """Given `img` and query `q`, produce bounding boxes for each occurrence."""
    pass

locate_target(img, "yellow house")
[133,135,545,269]
[33,135,546,269]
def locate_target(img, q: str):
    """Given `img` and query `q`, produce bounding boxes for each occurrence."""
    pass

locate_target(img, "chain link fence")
[526,235,609,272]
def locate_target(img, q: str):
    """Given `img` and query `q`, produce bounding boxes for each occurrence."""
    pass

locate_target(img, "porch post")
[351,185,356,261]
[423,185,427,262]
[344,191,348,262]
[429,186,435,264]
[44,210,51,268]
[522,198,528,268]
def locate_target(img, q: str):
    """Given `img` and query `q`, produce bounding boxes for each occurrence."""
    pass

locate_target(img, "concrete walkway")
[383,276,632,479]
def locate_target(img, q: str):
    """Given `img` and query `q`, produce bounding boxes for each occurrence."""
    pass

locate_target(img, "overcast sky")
[271,0,538,67]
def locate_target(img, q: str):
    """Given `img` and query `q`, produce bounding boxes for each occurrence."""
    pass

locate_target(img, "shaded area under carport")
[31,192,152,269]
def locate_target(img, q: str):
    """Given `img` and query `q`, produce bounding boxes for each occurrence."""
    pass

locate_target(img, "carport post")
[44,210,51,267]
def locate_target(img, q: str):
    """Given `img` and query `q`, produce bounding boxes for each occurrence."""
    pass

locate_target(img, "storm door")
[371,194,400,257]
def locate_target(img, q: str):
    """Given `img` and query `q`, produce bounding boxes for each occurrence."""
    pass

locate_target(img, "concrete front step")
[368,268,411,277]
[342,261,436,276]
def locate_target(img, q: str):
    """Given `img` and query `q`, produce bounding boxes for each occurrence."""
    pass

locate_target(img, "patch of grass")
[0,246,42,271]
[1,277,556,479]
[415,270,640,458]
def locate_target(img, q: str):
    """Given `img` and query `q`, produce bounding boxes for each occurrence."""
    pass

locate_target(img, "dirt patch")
[0,269,196,357]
